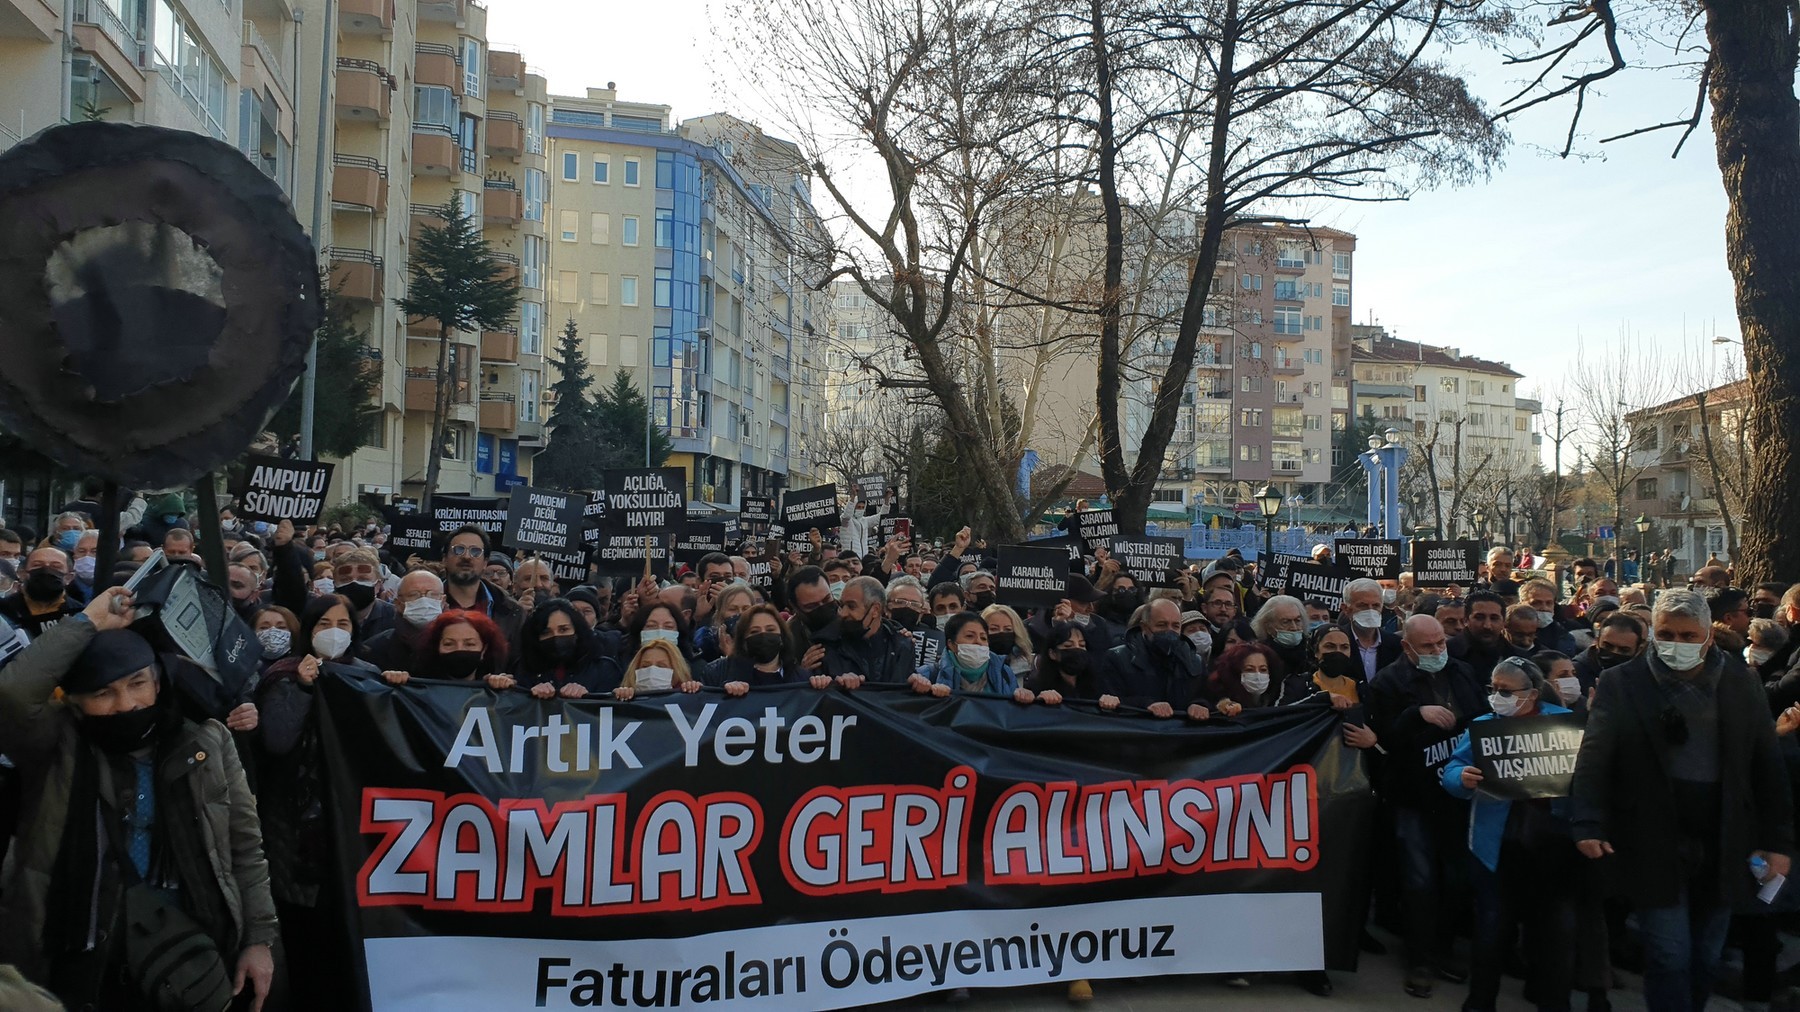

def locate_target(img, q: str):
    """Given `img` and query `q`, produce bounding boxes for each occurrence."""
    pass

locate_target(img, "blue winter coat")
[1441,703,1574,872]
[918,651,1019,696]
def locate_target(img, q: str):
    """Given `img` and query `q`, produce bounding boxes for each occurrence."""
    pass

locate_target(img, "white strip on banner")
[364,892,1322,1010]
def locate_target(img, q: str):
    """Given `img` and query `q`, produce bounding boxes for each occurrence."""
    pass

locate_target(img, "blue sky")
[493,1,1747,419]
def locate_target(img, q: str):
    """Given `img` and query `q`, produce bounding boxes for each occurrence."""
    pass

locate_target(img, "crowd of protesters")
[0,486,1797,1011]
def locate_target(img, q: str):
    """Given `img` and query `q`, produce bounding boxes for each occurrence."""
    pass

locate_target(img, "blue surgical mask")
[641,628,680,647]
[54,529,80,552]
[1415,650,1448,674]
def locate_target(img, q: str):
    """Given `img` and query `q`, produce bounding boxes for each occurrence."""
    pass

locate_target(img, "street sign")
[1596,526,1615,541]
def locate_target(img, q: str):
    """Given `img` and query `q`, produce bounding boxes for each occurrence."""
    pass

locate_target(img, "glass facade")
[650,150,705,440]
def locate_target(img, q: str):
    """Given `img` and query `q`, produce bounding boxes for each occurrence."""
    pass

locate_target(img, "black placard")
[432,496,507,538]
[502,486,583,557]
[673,521,730,567]
[912,627,945,670]
[383,509,440,562]
[739,494,776,527]
[1259,553,1317,595]
[1282,561,1351,603]
[1108,536,1186,587]
[782,483,840,534]
[996,544,1073,609]
[1412,539,1484,588]
[1075,509,1118,550]
[603,468,687,531]
[1332,539,1403,581]
[1468,714,1585,800]
[592,532,668,578]
[233,454,335,524]
[853,472,887,505]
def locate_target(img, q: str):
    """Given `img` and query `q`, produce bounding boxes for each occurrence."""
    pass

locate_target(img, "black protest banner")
[744,553,774,595]
[739,494,776,528]
[1332,539,1403,581]
[880,515,913,544]
[782,483,840,534]
[503,486,583,558]
[382,509,440,562]
[1469,714,1585,800]
[317,676,1373,1010]
[912,627,946,670]
[583,491,607,527]
[542,552,590,585]
[233,454,334,524]
[1411,540,1484,588]
[996,544,1073,609]
[1260,554,1316,595]
[853,473,887,506]
[592,532,668,579]
[1075,509,1118,551]
[1028,534,1087,571]
[432,496,507,539]
[605,468,687,531]
[1283,561,1351,603]
[673,522,730,568]
[1108,536,1186,588]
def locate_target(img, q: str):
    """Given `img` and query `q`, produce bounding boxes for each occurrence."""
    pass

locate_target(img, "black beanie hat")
[62,629,157,694]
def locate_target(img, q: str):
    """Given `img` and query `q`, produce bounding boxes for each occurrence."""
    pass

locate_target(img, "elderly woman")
[1210,641,1283,717]
[1250,594,1310,677]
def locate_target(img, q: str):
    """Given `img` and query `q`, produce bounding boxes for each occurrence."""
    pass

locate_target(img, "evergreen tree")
[271,274,381,459]
[535,319,608,489]
[395,199,519,508]
[593,372,673,471]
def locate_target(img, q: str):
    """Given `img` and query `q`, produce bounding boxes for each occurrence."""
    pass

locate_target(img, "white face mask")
[1555,676,1582,703]
[954,643,992,670]
[1351,608,1383,631]
[1489,692,1523,717]
[1381,589,1397,606]
[312,577,336,596]
[1535,610,1555,629]
[1414,650,1447,674]
[1241,670,1270,694]
[828,581,846,600]
[1655,638,1708,672]
[1070,613,1091,627]
[1748,646,1774,667]
[403,596,443,627]
[641,628,680,646]
[635,665,675,692]
[312,626,352,661]
[1187,630,1213,655]
[73,556,97,581]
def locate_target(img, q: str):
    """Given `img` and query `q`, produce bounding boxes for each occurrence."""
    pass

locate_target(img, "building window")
[520,371,539,423]
[1332,285,1350,307]
[559,210,578,242]
[1469,412,1486,427]
[1304,348,1324,364]
[1240,375,1261,393]
[1303,447,1323,463]
[1304,414,1322,430]
[655,209,672,248]
[1413,384,1426,402]
[520,301,542,356]
[1469,379,1486,396]
[523,168,544,221]
[620,335,639,368]
[1332,252,1351,277]
[1239,444,1261,461]
[561,151,578,181]
[621,276,639,306]
[1250,341,1262,360]
[1440,376,1459,393]
[1277,246,1305,269]
[622,215,639,246]
[593,156,609,183]
[590,213,609,244]
[1274,280,1300,301]
[522,236,544,290]
[526,103,544,155]
[623,157,641,186]
[151,0,228,139]
[556,271,577,304]
[591,334,607,366]
[415,86,458,130]
[654,267,671,308]
[1274,307,1302,335]
[1239,273,1263,291]
[1240,408,1263,427]
[461,38,481,97]
[591,273,609,304]
[1637,477,1658,500]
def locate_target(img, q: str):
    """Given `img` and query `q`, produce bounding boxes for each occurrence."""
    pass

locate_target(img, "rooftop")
[1351,333,1522,379]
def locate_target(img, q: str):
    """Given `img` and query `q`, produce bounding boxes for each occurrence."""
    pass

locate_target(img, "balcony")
[406,314,449,337]
[1273,359,1304,375]
[409,202,446,241]
[1270,326,1305,344]
[339,0,392,33]
[485,110,522,156]
[491,251,520,285]
[71,0,146,102]
[480,328,518,362]
[488,50,522,90]
[412,125,456,176]
[1,0,59,40]
[327,248,383,303]
[405,366,473,413]
[479,391,517,430]
[482,177,521,224]
[415,42,460,94]
[1274,459,1305,473]
[240,20,292,100]
[335,58,390,121]
[417,0,464,23]
[332,154,387,214]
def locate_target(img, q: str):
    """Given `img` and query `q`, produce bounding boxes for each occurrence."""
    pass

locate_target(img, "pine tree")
[535,318,607,490]
[271,274,381,458]
[395,199,520,508]
[593,372,673,471]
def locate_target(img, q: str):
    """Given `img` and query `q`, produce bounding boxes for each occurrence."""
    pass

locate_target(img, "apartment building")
[1625,380,1747,573]
[995,212,1352,508]
[302,0,548,503]
[543,88,830,506]
[824,276,919,446]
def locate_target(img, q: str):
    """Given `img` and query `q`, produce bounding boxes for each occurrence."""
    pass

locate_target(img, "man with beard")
[330,547,395,640]
[441,526,523,644]
[786,566,838,677]
[1449,591,1509,685]
[1574,612,1647,690]
[0,547,79,638]
[811,576,913,687]
[1099,598,1211,720]
[359,571,446,672]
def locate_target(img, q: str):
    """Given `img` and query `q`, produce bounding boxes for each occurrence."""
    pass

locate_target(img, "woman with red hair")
[380,609,513,689]
[1210,641,1284,717]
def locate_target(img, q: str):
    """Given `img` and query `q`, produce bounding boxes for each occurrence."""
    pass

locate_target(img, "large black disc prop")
[0,121,320,487]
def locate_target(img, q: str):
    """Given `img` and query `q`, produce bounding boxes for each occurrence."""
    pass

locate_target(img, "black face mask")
[1596,648,1633,669]
[802,605,836,633]
[969,591,997,611]
[24,568,65,602]
[438,649,485,680]
[989,632,1017,657]
[338,581,376,610]
[544,635,578,661]
[80,705,163,755]
[1753,602,1778,620]
[1057,650,1092,676]
[839,613,869,642]
[744,632,785,663]
[889,606,923,630]
[1316,653,1362,682]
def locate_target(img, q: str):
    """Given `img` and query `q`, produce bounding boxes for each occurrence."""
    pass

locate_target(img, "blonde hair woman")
[614,639,701,701]
[980,604,1035,683]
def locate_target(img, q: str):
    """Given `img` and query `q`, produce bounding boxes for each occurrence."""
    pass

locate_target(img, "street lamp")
[1635,514,1652,579]
[1473,509,1487,542]
[1257,484,1283,560]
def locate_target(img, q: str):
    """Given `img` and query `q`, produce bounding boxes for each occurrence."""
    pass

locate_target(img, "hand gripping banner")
[315,676,1376,1010]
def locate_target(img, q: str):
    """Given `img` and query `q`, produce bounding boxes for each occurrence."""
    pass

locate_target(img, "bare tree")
[1497,1,1800,584]
[1571,337,1676,579]
[1400,415,1499,538]
[1025,0,1509,534]
[1669,350,1752,560]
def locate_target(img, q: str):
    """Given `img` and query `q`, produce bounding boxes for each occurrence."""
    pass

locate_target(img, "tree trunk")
[422,327,451,511]
[1090,0,1130,516]
[1703,1,1800,584]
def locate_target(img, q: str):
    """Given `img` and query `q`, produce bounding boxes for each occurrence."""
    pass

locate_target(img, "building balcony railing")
[414,41,460,93]
[411,124,456,176]
[331,152,388,214]
[334,58,391,121]
[488,50,522,88]
[339,0,393,34]
[479,391,517,430]
[480,328,518,362]
[73,0,142,67]
[241,20,292,98]
[327,247,383,303]
[485,110,522,156]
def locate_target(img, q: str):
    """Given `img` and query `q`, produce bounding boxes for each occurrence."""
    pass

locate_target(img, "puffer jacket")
[0,620,280,982]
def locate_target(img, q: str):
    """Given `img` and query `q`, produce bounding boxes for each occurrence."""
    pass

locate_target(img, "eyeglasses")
[1486,684,1534,697]
[335,564,377,578]
[448,545,485,558]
